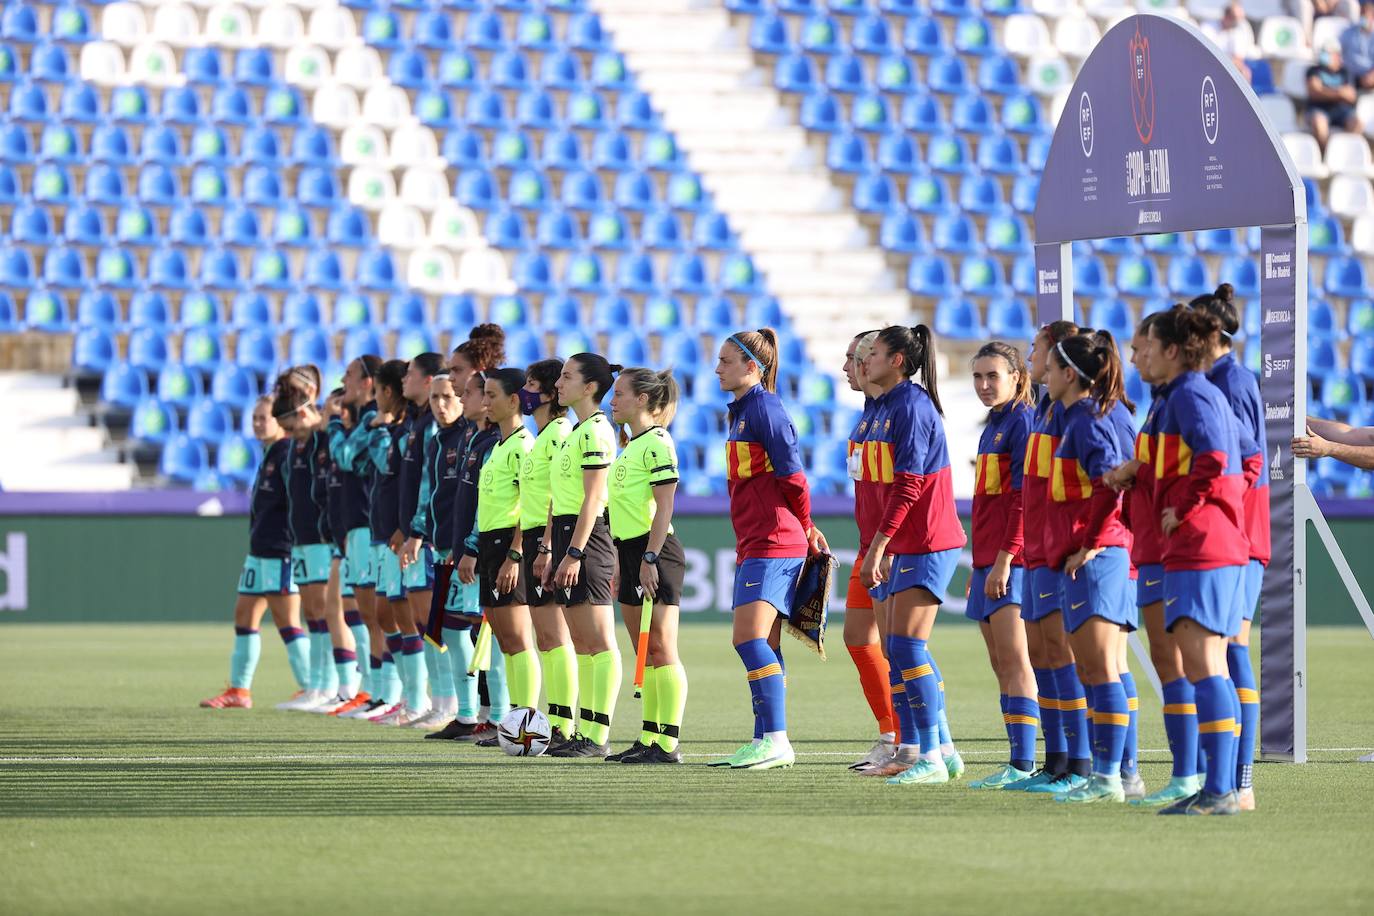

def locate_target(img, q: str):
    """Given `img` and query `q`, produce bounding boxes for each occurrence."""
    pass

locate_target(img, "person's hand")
[534,552,551,589]
[639,560,659,601]
[554,555,581,590]
[985,554,1012,599]
[400,536,421,569]
[496,558,518,595]
[860,549,885,590]
[369,414,384,428]
[1291,427,1332,460]
[1160,507,1181,537]
[457,554,477,585]
[388,530,404,555]
[1104,461,1137,492]
[1064,547,1102,580]
[807,526,829,558]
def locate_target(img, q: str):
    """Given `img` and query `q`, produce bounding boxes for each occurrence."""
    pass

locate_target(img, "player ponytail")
[972,340,1033,409]
[619,366,680,427]
[1188,282,1240,346]
[876,324,942,415]
[1083,329,1134,417]
[525,358,566,418]
[1051,333,1114,406]
[727,328,780,393]
[454,322,506,371]
[569,352,623,402]
[1151,303,1222,371]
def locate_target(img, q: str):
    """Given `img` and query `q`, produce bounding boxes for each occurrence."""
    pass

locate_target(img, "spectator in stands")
[1307,40,1361,151]
[1296,0,1360,46]
[1339,1,1374,90]
[1204,3,1255,82]
[1292,417,1374,468]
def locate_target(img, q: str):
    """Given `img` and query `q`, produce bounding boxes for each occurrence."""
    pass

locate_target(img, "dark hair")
[526,358,566,418]
[1135,310,1163,336]
[876,324,942,415]
[271,385,312,421]
[568,352,623,402]
[618,367,680,426]
[972,341,1033,409]
[1038,319,1081,347]
[1085,329,1134,416]
[454,322,506,371]
[1150,303,1221,372]
[376,359,406,403]
[410,351,444,378]
[329,386,344,398]
[488,367,526,398]
[353,354,382,379]
[727,328,780,392]
[1051,334,1118,416]
[1188,282,1239,342]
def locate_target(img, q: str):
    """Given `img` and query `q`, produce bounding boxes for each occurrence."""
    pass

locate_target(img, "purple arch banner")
[1033,14,1309,761]
[1033,15,1302,242]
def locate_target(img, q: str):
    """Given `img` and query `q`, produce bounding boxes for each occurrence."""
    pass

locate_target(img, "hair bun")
[1215,282,1234,302]
[609,362,625,373]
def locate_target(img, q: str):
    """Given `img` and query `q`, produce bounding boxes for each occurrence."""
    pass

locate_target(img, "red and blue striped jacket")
[1021,394,1065,570]
[861,380,966,556]
[848,397,883,556]
[1044,397,1129,571]
[971,400,1032,568]
[726,384,812,562]
[1127,390,1167,568]
[1206,353,1271,565]
[1152,371,1250,571]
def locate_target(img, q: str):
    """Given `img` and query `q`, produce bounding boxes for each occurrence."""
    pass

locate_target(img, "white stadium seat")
[1032,0,1080,16]
[1283,131,1328,178]
[379,203,427,249]
[1257,16,1310,60]
[1350,213,1374,254]
[430,202,482,251]
[1054,15,1101,59]
[399,167,449,210]
[101,3,148,47]
[408,248,457,292]
[128,41,182,87]
[1328,174,1374,217]
[307,6,356,50]
[336,46,384,90]
[458,247,515,295]
[1187,0,1226,19]
[205,3,253,48]
[1326,133,1374,178]
[1081,0,1130,20]
[1259,94,1299,135]
[1002,14,1052,58]
[312,82,360,129]
[348,165,397,211]
[79,41,125,86]
[1311,16,1353,55]
[1026,54,1073,97]
[284,44,331,89]
[341,124,388,167]
[1281,60,1313,100]
[1360,94,1374,138]
[362,85,409,129]
[150,3,199,48]
[388,124,441,169]
[255,6,305,49]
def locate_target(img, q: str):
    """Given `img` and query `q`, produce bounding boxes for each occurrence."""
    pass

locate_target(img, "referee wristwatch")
[536,540,552,555]
[507,548,523,563]
[642,551,660,566]
[566,545,586,561]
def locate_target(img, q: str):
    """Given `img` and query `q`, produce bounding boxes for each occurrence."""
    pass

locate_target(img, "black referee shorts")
[477,528,527,608]
[550,513,615,608]
[522,527,557,608]
[614,532,686,607]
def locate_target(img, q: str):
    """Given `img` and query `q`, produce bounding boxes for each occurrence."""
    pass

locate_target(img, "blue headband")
[728,334,765,373]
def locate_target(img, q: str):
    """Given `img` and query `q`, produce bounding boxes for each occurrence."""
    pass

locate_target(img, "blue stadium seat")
[906,172,955,215]
[1309,298,1339,340]
[182,328,225,374]
[11,203,53,246]
[96,247,137,289]
[1218,256,1259,299]
[908,255,956,296]
[147,247,191,289]
[0,244,34,287]
[750,13,790,54]
[189,124,233,166]
[1072,254,1110,297]
[442,129,487,169]
[8,80,47,121]
[978,53,1021,95]
[604,330,647,366]
[167,206,207,245]
[250,248,293,291]
[1168,255,1212,298]
[560,169,603,210]
[513,251,555,292]
[555,329,595,359]
[566,250,610,292]
[1010,255,1036,296]
[1349,336,1374,379]
[180,291,223,330]
[774,53,819,94]
[569,11,611,51]
[296,167,339,208]
[874,211,923,254]
[42,246,85,289]
[566,90,608,131]
[953,14,994,55]
[280,292,321,330]
[1308,215,1347,256]
[235,328,280,375]
[356,249,399,292]
[1325,256,1369,298]
[333,293,373,330]
[435,48,477,89]
[185,47,223,85]
[851,93,892,133]
[928,133,973,174]
[130,398,177,446]
[874,134,919,178]
[72,326,116,375]
[24,288,69,332]
[826,131,870,173]
[899,94,946,136]
[985,213,1031,255]
[1194,228,1246,256]
[927,54,970,94]
[1348,299,1374,337]
[516,10,557,49]
[512,90,556,130]
[1089,298,1134,344]
[384,292,428,330]
[853,173,899,213]
[490,128,531,168]
[1011,174,1039,213]
[1141,232,1191,256]
[490,49,532,90]
[342,327,385,364]
[217,434,263,487]
[801,14,842,55]
[1309,339,1339,378]
[488,294,530,328]
[932,213,980,255]
[77,289,121,330]
[1001,93,1044,135]
[825,53,868,93]
[719,253,761,295]
[977,133,1024,175]
[952,95,997,134]
[508,168,551,210]
[1116,255,1165,298]
[665,253,708,295]
[590,50,632,90]
[199,248,241,291]
[128,327,171,373]
[486,208,529,248]
[326,206,371,248]
[291,126,335,167]
[958,174,1004,214]
[694,295,737,333]
[157,363,203,408]
[960,255,1007,297]
[436,294,478,331]
[187,399,235,446]
[271,204,312,248]
[671,174,711,212]
[210,85,252,125]
[33,162,74,204]
[288,327,332,367]
[221,207,262,248]
[616,90,658,130]
[53,3,92,43]
[538,293,580,331]
[30,43,72,83]
[1321,370,1366,417]
[228,292,270,330]
[985,297,1034,339]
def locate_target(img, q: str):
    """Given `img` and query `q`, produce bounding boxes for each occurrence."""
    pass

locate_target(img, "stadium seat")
[908,255,956,296]
[1321,370,1366,417]
[1348,299,1374,337]
[932,213,980,255]
[130,397,177,446]
[128,327,170,373]
[1168,255,1212,298]
[960,256,1008,297]
[236,328,280,375]
[1116,255,1166,299]
[1218,257,1260,299]
[78,289,121,330]
[1325,256,1369,298]
[935,298,985,339]
[879,211,927,254]
[73,327,117,375]
[986,297,1035,339]
[24,288,70,332]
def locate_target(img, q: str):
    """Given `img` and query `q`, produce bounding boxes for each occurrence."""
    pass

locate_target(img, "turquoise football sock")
[379,653,402,705]
[401,634,427,710]
[426,641,454,701]
[333,648,359,696]
[444,625,478,720]
[368,656,383,701]
[278,626,310,690]
[230,627,261,689]
[486,645,510,722]
[345,611,370,694]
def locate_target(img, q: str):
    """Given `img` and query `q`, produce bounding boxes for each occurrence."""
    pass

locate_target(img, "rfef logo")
[1128,22,1156,144]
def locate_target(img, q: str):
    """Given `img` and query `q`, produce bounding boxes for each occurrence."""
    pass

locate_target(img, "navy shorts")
[1021,566,1064,621]
[1241,559,1263,623]
[1060,546,1136,634]
[873,547,960,603]
[1136,562,1165,607]
[733,556,805,618]
[965,565,1025,622]
[1165,565,1246,637]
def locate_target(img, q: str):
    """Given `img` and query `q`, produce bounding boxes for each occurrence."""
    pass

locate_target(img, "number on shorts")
[292,559,306,581]
[243,567,257,590]
[447,580,462,607]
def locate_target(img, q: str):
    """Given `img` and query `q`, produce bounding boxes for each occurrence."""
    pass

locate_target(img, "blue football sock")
[1034,667,1067,772]
[889,663,915,747]
[1119,670,1139,777]
[486,645,510,722]
[425,640,454,702]
[736,638,786,734]
[444,625,478,719]
[1089,681,1128,778]
[889,635,940,755]
[1052,664,1090,775]
[1194,675,1237,795]
[1224,676,1241,789]
[278,626,310,690]
[333,648,359,695]
[1228,643,1259,789]
[929,654,953,749]
[1005,695,1039,772]
[230,627,261,689]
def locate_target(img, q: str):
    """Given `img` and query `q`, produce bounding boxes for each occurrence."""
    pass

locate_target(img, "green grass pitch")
[1,623,1371,915]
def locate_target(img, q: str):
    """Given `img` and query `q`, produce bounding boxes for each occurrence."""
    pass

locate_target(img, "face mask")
[518,388,544,415]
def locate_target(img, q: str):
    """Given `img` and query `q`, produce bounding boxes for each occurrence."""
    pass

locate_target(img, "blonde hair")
[618,366,679,427]
[853,330,879,363]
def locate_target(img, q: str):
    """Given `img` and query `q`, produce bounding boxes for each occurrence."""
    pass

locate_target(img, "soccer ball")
[496,706,552,757]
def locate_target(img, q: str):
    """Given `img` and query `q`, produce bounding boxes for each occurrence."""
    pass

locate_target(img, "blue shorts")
[1060,546,1135,634]
[1021,566,1064,621]
[373,542,403,601]
[873,548,961,602]
[343,527,375,589]
[965,565,1025,622]
[237,555,297,596]
[290,543,332,585]
[444,572,480,617]
[402,543,435,593]
[1241,559,1263,622]
[1136,562,1165,607]
[733,557,805,618]
[1165,565,1245,637]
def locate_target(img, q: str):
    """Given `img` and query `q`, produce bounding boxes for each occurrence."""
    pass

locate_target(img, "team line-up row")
[200,287,1267,811]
